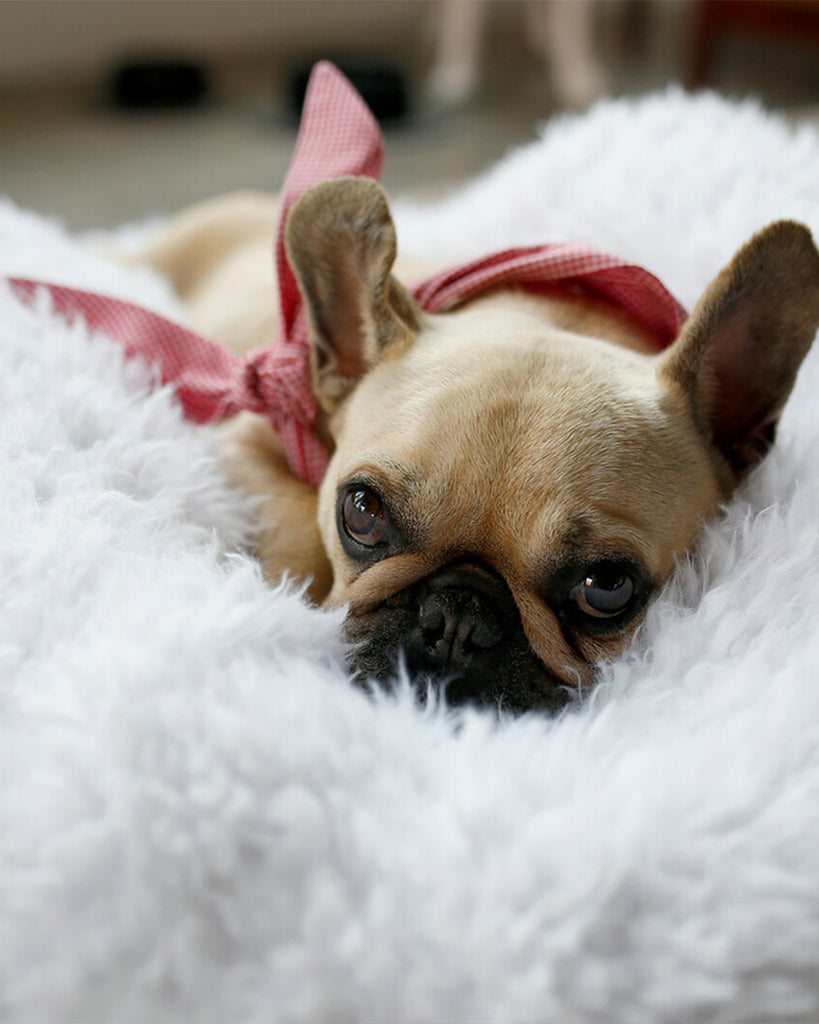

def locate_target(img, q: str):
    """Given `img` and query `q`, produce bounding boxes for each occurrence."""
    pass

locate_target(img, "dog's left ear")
[659,220,819,481]
[285,176,422,414]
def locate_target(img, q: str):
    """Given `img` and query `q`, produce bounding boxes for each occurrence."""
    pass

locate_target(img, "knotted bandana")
[8,61,687,487]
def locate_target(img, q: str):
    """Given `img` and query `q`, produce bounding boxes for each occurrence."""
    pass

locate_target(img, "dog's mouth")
[344,560,572,714]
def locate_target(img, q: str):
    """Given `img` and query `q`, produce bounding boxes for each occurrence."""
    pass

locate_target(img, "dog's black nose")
[406,563,516,704]
[417,586,504,668]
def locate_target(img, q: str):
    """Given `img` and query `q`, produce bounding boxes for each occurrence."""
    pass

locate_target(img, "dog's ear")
[659,220,819,481]
[285,176,421,413]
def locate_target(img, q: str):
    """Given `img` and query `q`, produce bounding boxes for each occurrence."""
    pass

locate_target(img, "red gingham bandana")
[7,61,687,487]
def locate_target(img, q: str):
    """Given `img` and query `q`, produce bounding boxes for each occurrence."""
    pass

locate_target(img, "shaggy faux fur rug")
[3,89,819,1023]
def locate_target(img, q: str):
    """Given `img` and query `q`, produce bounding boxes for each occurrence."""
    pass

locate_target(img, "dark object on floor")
[289,61,409,124]
[689,0,819,87]
[109,59,210,110]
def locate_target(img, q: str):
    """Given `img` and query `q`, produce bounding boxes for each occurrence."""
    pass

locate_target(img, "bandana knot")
[238,345,314,427]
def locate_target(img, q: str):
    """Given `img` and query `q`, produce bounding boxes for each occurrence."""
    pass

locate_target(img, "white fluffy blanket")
[3,90,819,1023]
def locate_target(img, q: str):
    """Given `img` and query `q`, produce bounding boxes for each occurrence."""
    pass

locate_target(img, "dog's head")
[286,177,819,711]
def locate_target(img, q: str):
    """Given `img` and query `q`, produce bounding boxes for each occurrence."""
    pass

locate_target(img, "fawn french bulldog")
[141,179,819,712]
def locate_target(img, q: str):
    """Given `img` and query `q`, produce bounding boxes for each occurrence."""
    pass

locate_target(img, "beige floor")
[0,65,553,229]
[1,8,817,232]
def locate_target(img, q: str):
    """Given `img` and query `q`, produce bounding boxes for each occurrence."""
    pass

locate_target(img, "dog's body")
[139,183,819,711]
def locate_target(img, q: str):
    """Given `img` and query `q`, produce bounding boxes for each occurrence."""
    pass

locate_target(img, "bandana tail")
[269,61,386,485]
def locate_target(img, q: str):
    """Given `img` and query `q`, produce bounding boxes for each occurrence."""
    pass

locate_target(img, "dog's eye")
[341,487,388,547]
[570,564,635,619]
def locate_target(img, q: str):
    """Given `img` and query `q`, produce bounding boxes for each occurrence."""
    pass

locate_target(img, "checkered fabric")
[6,61,688,488]
[414,244,687,344]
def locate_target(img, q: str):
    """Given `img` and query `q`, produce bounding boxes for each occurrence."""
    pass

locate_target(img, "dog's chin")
[342,561,573,714]
[350,645,573,715]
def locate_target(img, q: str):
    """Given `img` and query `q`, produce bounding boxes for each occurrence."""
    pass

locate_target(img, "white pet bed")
[3,90,819,1023]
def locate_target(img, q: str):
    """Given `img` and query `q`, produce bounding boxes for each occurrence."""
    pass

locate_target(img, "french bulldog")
[140,181,819,712]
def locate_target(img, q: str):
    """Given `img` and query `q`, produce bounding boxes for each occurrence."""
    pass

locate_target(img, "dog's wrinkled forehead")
[328,298,710,579]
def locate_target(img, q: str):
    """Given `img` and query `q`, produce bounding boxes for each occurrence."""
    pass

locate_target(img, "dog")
[137,175,819,713]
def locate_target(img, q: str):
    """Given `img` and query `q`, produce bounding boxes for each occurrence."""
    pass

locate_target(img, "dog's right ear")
[285,177,422,414]
[659,220,819,484]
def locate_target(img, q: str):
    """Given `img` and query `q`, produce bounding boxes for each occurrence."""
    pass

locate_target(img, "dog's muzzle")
[347,560,570,713]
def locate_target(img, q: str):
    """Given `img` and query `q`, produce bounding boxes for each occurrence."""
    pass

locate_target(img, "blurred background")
[1,0,818,230]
